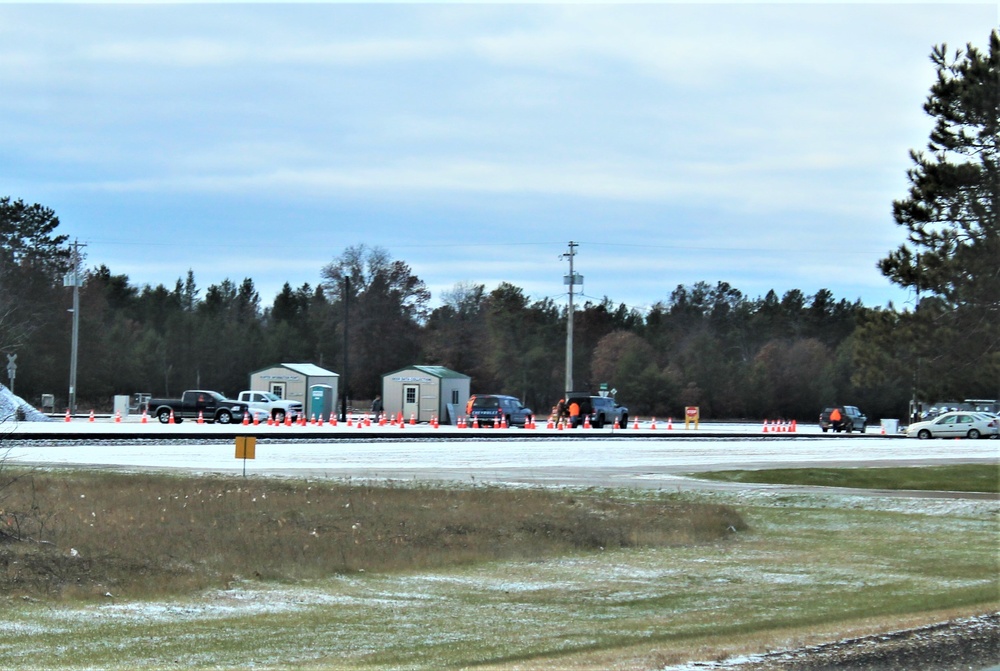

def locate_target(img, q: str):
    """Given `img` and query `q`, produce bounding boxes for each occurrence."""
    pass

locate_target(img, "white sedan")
[905,411,999,439]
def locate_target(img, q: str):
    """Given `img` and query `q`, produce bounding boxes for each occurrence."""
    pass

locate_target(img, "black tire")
[968,428,981,439]
[821,427,828,433]
[156,408,172,424]
[216,410,233,424]
[918,429,932,440]
[844,424,852,434]
[592,414,604,429]
[620,414,628,427]
[273,409,286,423]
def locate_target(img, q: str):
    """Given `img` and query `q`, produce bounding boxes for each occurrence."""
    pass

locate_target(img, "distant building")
[381,365,471,424]
[249,363,339,418]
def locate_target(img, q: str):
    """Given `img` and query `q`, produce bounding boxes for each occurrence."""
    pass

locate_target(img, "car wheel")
[157,409,172,424]
[821,427,828,433]
[967,429,981,439]
[592,414,604,429]
[844,424,852,434]
[216,410,233,424]
[273,409,286,423]
[918,429,932,440]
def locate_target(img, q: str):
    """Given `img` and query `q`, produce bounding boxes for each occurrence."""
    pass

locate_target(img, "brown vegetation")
[0,469,746,601]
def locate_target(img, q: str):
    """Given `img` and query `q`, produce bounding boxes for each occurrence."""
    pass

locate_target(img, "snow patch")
[0,384,51,423]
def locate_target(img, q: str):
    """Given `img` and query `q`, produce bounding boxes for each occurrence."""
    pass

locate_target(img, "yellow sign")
[235,436,257,459]
[684,406,700,429]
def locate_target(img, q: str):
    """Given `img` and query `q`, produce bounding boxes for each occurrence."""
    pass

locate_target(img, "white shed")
[249,363,339,418]
[382,365,471,425]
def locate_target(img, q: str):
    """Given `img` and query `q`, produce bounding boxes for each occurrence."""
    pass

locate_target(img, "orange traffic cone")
[583,415,591,429]
[329,414,337,426]
[651,417,657,430]
[791,419,797,433]
[667,417,673,430]
[633,418,639,430]
[472,416,479,429]
[168,410,175,424]
[762,419,769,433]
[613,417,620,430]
[141,411,148,424]
[89,410,95,423]
[410,413,416,426]
[242,412,249,426]
[253,413,260,426]
[197,410,205,425]
[114,411,121,423]
[64,409,71,422]
[547,415,555,429]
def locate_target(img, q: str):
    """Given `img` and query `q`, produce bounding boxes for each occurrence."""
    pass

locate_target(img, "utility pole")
[562,241,582,396]
[341,276,350,422]
[65,239,85,415]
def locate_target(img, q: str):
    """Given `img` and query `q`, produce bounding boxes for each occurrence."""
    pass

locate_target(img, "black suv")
[468,395,533,427]
[564,394,628,428]
[819,405,867,433]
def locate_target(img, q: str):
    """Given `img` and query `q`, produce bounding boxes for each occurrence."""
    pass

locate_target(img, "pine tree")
[878,30,999,398]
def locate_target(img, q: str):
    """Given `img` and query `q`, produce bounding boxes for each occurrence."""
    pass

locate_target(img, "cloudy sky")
[1,3,996,313]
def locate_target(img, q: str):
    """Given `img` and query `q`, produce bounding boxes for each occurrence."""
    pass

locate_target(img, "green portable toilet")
[309,384,334,420]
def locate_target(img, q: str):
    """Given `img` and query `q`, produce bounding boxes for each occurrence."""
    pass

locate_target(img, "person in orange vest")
[568,400,581,428]
[829,407,842,430]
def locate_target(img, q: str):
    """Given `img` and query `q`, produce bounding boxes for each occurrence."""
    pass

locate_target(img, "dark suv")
[819,405,867,433]
[564,394,628,428]
[468,395,533,427]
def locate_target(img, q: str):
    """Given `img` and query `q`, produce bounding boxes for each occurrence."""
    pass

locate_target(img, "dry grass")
[0,468,746,601]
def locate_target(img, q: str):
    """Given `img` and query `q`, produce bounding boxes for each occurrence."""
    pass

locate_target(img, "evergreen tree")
[876,30,999,398]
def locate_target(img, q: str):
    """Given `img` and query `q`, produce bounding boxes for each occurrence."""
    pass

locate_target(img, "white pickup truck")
[236,391,304,423]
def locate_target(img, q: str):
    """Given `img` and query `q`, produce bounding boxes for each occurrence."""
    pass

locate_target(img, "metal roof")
[385,365,470,380]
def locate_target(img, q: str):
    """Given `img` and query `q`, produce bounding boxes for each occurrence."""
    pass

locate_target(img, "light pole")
[562,241,582,396]
[65,239,84,415]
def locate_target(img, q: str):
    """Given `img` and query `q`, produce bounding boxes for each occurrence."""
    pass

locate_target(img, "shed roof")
[385,365,470,380]
[252,363,339,377]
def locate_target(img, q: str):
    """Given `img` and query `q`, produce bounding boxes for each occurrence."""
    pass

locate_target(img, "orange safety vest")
[569,402,580,417]
[830,408,842,421]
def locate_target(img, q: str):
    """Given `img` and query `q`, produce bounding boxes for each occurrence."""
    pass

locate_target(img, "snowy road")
[3,421,997,492]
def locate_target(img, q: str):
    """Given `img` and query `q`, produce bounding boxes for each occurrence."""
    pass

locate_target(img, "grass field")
[0,465,996,670]
[689,463,1000,493]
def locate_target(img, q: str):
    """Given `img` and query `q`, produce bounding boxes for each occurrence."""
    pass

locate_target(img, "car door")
[933,414,961,437]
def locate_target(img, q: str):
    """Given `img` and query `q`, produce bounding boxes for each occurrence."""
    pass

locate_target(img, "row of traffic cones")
[762,419,797,433]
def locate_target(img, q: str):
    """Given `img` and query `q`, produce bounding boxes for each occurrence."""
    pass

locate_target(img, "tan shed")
[382,365,471,425]
[249,363,339,418]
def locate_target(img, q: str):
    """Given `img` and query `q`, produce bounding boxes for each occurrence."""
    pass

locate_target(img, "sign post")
[235,436,257,477]
[684,406,700,430]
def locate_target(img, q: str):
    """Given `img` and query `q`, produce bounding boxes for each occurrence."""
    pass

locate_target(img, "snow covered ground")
[3,421,996,492]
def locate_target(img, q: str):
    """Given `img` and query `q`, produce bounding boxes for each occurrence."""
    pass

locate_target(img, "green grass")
[688,463,1000,493]
[0,469,996,669]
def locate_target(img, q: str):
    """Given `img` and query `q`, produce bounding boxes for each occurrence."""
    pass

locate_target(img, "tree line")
[1,31,996,421]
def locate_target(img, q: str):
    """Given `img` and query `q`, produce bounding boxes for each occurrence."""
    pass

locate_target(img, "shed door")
[402,384,419,421]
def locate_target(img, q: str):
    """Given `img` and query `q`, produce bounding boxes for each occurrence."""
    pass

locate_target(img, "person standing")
[568,400,581,428]
[370,394,383,420]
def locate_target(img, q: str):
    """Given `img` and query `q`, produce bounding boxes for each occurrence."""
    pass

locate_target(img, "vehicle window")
[472,397,499,409]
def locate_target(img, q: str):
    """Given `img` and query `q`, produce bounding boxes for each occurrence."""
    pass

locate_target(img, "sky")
[1,3,997,314]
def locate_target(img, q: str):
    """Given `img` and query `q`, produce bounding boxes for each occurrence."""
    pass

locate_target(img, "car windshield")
[472,397,499,409]
[263,393,281,401]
